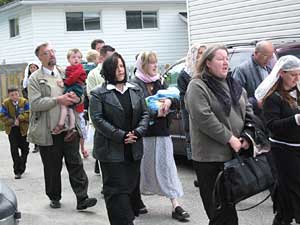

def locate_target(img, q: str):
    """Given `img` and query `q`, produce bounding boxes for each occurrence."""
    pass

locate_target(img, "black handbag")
[213,151,274,210]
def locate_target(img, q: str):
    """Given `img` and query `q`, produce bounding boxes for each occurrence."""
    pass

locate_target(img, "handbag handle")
[212,170,224,210]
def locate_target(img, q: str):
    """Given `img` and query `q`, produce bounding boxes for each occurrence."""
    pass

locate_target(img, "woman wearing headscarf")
[177,44,206,160]
[255,55,300,225]
[131,51,190,222]
[89,52,149,225]
[22,61,40,153]
[22,62,40,99]
[185,44,253,225]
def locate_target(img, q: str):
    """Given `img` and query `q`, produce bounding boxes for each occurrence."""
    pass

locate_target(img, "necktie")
[51,71,54,76]
[14,102,19,118]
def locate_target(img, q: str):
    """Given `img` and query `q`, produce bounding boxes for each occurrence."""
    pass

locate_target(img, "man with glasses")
[232,40,274,117]
[27,42,97,210]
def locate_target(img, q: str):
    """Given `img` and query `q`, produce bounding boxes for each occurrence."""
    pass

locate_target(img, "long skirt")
[140,136,183,199]
[272,143,300,223]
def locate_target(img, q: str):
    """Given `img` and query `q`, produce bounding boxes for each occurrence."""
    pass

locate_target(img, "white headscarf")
[23,61,40,88]
[184,43,203,77]
[255,55,300,101]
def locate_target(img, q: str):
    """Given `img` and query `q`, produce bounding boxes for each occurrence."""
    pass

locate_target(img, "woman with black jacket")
[89,52,149,225]
[255,55,300,225]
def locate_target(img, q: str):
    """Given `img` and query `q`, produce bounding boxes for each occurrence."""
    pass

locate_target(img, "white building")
[187,0,300,45]
[0,0,188,67]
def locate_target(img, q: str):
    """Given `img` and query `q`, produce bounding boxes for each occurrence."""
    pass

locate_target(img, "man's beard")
[48,59,56,66]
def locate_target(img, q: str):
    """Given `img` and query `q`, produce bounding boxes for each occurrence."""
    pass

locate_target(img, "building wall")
[1,3,188,67]
[187,0,300,45]
[0,5,34,65]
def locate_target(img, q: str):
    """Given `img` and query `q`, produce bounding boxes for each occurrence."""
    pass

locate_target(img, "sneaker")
[14,174,21,179]
[172,206,190,222]
[50,200,61,209]
[77,197,97,210]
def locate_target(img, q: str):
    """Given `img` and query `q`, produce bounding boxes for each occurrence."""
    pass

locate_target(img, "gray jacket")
[27,67,82,146]
[90,83,149,162]
[185,78,253,162]
[232,56,272,108]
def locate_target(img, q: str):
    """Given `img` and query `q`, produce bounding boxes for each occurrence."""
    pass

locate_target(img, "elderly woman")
[131,51,190,222]
[185,44,253,225]
[255,55,300,225]
[89,52,149,225]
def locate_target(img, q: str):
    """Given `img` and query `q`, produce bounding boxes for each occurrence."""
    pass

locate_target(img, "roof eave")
[0,0,21,12]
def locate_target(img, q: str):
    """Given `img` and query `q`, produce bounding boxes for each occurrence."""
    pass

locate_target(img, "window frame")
[9,17,20,38]
[65,11,102,32]
[125,10,159,30]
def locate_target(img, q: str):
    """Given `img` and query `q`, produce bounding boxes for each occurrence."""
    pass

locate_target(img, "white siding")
[187,0,300,45]
[28,3,188,66]
[0,6,34,65]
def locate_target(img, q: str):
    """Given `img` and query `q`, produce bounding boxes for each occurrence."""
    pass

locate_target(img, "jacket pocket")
[93,132,109,160]
[28,111,44,142]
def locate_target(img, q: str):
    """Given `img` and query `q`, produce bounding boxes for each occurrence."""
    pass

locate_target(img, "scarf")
[202,71,243,116]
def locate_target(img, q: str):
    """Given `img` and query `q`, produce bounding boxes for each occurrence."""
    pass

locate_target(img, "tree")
[0,0,14,6]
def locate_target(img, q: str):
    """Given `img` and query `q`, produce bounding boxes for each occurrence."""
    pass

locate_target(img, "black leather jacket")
[90,83,149,162]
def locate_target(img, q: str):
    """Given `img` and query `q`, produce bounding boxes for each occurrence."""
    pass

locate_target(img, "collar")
[251,55,268,71]
[107,82,135,94]
[12,100,18,106]
[42,66,59,77]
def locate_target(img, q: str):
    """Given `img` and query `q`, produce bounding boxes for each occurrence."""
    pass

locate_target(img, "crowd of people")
[0,38,299,225]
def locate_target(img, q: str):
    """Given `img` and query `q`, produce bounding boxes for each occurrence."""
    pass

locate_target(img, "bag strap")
[212,170,224,210]
[237,192,271,211]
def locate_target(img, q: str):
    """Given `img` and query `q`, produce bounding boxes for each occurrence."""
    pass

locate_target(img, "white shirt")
[42,66,59,77]
[106,82,135,94]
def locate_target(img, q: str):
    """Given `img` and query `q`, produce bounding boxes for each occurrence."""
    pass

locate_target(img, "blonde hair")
[86,49,100,63]
[67,48,82,59]
[139,51,157,74]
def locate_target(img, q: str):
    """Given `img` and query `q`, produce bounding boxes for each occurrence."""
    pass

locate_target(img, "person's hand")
[239,137,250,150]
[228,135,242,152]
[81,149,89,158]
[157,99,171,117]
[14,118,19,126]
[124,131,138,144]
[57,80,64,88]
[257,100,263,109]
[57,93,77,106]
[68,92,81,104]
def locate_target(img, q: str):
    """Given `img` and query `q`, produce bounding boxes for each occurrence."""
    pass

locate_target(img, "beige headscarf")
[184,43,205,77]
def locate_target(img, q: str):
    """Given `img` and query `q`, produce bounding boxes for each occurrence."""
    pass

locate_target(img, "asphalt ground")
[0,131,276,225]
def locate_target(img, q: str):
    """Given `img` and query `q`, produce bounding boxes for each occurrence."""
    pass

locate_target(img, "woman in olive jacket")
[89,52,149,225]
[185,44,253,225]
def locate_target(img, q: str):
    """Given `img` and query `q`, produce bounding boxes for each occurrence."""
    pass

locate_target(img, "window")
[66,12,100,31]
[126,11,158,29]
[9,18,19,37]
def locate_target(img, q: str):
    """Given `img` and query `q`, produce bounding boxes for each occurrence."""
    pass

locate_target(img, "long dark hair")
[263,77,300,108]
[27,63,39,77]
[101,52,127,85]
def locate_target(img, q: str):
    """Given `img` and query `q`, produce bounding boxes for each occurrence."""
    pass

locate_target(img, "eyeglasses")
[259,52,273,60]
[40,49,56,57]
